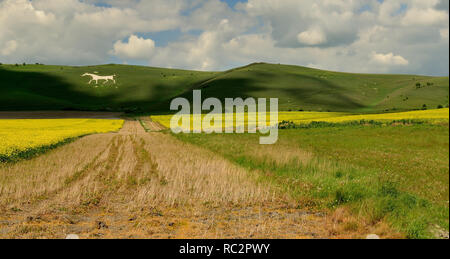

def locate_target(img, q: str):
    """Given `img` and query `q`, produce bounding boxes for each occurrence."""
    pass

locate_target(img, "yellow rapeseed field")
[0,119,124,159]
[152,112,346,129]
[298,108,449,124]
[151,108,449,131]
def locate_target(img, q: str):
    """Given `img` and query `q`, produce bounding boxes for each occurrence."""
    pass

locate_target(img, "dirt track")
[0,121,344,239]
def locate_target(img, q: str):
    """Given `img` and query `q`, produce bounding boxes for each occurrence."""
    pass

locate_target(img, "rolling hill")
[0,63,448,114]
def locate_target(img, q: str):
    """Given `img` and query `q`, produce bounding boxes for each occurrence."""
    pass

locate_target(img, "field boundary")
[0,119,125,163]
[278,119,449,129]
[0,136,80,163]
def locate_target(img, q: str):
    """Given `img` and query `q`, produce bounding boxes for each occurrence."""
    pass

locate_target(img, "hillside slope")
[171,63,449,113]
[0,64,218,112]
[0,63,448,113]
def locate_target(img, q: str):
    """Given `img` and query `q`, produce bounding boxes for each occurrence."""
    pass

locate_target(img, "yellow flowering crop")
[0,119,124,159]
[298,108,449,124]
[151,108,448,131]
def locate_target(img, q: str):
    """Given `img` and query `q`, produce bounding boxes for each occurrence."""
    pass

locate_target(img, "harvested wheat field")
[0,120,356,239]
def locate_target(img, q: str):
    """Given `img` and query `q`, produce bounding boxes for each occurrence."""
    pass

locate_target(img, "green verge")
[0,137,80,163]
[174,122,449,239]
[138,118,150,132]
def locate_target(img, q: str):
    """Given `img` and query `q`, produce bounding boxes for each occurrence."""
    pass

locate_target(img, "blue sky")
[0,0,448,75]
[220,0,247,8]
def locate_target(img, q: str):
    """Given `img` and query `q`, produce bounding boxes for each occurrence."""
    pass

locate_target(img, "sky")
[0,0,448,76]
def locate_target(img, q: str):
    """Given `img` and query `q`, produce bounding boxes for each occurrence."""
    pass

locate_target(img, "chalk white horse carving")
[82,73,116,85]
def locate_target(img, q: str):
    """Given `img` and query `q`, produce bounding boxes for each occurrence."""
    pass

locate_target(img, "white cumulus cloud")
[113,35,155,60]
[1,40,17,56]
[371,52,409,66]
[297,28,327,46]
[402,7,448,26]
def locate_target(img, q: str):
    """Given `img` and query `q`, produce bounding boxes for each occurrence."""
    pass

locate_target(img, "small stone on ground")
[366,234,380,239]
[66,234,80,239]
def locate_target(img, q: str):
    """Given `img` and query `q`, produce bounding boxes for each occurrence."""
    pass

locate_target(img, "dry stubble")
[0,121,346,239]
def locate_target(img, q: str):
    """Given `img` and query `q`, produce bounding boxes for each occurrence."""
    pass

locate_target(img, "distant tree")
[23,62,26,66]
[422,104,427,110]
[15,63,19,67]
[427,82,433,86]
[416,82,421,88]
[437,105,444,109]
[0,62,2,65]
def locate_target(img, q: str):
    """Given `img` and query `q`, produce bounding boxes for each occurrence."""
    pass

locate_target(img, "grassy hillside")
[173,63,449,113]
[0,63,448,113]
[0,64,218,112]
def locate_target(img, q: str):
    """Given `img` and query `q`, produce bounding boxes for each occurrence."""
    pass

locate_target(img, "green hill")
[0,63,448,113]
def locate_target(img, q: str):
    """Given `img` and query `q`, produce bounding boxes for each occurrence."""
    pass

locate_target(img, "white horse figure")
[81,73,116,85]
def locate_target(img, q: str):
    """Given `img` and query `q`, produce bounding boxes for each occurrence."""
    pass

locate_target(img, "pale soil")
[0,111,122,119]
[0,120,356,239]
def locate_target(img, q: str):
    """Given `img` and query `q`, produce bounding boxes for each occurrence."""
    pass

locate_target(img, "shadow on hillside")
[160,70,366,112]
[0,67,366,115]
[0,67,173,114]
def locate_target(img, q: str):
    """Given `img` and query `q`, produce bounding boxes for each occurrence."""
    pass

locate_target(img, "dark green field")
[1,63,448,113]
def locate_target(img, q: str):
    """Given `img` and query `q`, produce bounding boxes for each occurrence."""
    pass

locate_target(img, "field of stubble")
[0,120,353,239]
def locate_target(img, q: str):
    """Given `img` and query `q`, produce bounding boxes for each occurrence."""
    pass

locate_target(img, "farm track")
[0,121,345,239]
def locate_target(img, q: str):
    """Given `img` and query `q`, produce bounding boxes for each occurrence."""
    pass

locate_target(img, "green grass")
[170,63,449,113]
[174,124,449,238]
[1,63,448,113]
[0,64,217,112]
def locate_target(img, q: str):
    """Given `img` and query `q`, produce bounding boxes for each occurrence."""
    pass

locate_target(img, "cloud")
[1,40,17,56]
[241,0,363,48]
[436,0,449,11]
[113,35,155,60]
[0,0,448,75]
[440,28,449,40]
[297,28,327,46]
[0,0,182,65]
[371,52,409,66]
[402,7,448,26]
